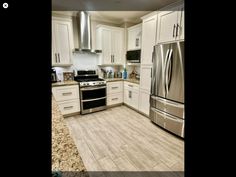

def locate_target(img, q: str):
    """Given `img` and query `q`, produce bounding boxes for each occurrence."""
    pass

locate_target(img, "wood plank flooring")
[65,105,184,173]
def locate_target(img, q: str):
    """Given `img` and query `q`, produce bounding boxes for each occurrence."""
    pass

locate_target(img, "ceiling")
[52,0,180,11]
[52,11,151,24]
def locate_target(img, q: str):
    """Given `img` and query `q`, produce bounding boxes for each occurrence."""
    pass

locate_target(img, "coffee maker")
[51,68,57,83]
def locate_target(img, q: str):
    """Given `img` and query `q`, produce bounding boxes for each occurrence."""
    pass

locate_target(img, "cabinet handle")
[57,53,60,63]
[135,38,139,47]
[111,55,112,63]
[112,98,118,100]
[112,86,118,89]
[112,55,114,63]
[151,68,152,78]
[128,84,133,87]
[176,23,179,37]
[62,92,72,95]
[55,53,57,63]
[64,106,73,110]
[128,90,132,98]
[173,24,176,38]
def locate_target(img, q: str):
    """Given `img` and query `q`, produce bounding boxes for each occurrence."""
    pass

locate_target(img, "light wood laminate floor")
[65,105,184,172]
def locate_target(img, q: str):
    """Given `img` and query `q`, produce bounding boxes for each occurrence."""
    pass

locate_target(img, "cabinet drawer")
[107,93,123,105]
[124,82,139,91]
[107,82,123,94]
[58,100,80,115]
[52,85,79,101]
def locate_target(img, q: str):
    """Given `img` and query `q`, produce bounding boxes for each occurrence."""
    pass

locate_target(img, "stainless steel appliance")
[126,49,141,63]
[150,41,184,138]
[51,68,57,83]
[74,70,107,114]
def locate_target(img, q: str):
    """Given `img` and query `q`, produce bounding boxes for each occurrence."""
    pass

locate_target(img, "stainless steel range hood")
[73,11,101,54]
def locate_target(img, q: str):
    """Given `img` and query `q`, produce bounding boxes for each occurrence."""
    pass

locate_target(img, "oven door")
[80,86,107,114]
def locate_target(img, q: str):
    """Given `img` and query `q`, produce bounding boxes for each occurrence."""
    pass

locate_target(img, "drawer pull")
[128,84,133,87]
[112,86,119,89]
[62,92,72,95]
[111,98,118,100]
[64,106,73,110]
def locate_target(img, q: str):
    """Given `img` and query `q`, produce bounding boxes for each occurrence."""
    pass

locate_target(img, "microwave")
[126,49,141,63]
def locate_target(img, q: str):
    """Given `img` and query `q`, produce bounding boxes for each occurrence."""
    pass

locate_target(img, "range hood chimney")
[74,11,101,53]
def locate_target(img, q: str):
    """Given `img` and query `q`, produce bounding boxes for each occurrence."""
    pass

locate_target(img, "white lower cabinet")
[107,81,123,106]
[138,89,150,116]
[124,82,139,110]
[52,85,80,116]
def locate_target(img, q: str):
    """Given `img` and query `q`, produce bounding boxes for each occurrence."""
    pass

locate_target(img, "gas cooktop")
[74,70,106,87]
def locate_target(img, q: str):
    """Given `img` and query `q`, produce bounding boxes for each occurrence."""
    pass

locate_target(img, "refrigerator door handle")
[151,95,184,108]
[167,49,173,91]
[165,49,172,95]
[177,42,184,85]
[164,49,170,96]
[151,46,157,94]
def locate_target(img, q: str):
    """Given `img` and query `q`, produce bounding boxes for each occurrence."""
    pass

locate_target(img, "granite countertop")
[103,78,140,84]
[52,96,89,176]
[52,80,78,87]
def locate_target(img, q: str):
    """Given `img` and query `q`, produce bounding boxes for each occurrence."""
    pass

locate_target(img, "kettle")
[51,69,57,83]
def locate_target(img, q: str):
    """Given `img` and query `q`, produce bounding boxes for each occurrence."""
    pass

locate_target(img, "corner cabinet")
[124,82,139,110]
[96,25,125,65]
[52,17,74,66]
[156,3,184,44]
[127,23,142,51]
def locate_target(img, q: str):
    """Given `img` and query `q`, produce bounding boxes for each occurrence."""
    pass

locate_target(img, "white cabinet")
[96,25,125,65]
[52,85,80,116]
[139,65,152,92]
[156,4,184,44]
[140,13,157,65]
[138,65,152,116]
[138,89,150,116]
[52,17,74,66]
[127,24,142,51]
[107,81,123,106]
[124,82,139,110]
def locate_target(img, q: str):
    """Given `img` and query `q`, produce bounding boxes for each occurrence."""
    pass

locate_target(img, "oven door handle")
[80,86,106,91]
[82,97,106,102]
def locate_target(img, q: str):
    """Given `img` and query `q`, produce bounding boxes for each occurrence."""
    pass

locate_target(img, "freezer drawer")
[150,95,184,119]
[150,107,184,138]
[165,113,184,138]
[150,107,165,128]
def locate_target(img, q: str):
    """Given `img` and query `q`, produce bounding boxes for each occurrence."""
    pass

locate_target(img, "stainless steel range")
[74,70,107,114]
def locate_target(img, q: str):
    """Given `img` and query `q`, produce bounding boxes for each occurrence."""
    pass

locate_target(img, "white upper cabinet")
[127,24,142,51]
[156,3,184,44]
[96,25,125,65]
[52,17,74,66]
[141,13,158,65]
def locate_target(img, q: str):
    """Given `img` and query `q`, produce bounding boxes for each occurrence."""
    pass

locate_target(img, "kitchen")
[52,0,184,176]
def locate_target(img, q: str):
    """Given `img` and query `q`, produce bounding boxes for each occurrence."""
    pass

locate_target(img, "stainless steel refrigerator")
[150,41,184,138]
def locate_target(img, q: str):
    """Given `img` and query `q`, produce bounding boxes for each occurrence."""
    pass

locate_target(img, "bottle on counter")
[123,67,127,79]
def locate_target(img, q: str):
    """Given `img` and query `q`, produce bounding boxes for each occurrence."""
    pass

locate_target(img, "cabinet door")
[53,20,73,66]
[140,65,152,92]
[101,28,112,64]
[52,23,57,65]
[177,5,184,40]
[123,88,130,105]
[130,90,139,110]
[141,15,157,65]
[112,29,124,65]
[139,89,150,116]
[157,10,178,43]
[128,24,142,50]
